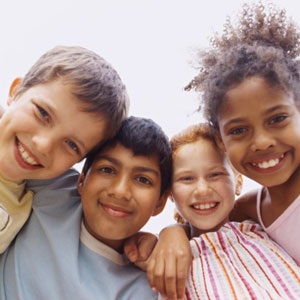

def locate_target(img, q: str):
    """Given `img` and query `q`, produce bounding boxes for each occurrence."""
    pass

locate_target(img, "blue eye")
[36,105,50,121]
[66,140,79,154]
[209,172,224,178]
[180,176,194,182]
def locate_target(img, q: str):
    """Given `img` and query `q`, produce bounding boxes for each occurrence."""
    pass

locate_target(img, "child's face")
[78,143,165,252]
[0,79,106,181]
[172,139,237,235]
[218,76,300,187]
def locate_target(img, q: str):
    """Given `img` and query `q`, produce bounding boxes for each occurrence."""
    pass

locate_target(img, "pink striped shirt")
[186,221,300,300]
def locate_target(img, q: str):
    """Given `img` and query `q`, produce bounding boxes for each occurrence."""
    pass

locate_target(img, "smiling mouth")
[16,139,41,166]
[100,202,132,218]
[250,154,285,169]
[191,202,218,210]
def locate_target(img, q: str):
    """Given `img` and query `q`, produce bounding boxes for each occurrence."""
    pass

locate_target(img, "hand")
[147,225,191,300]
[124,231,158,271]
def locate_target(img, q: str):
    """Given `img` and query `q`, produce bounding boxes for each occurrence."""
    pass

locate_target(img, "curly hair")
[186,2,300,131]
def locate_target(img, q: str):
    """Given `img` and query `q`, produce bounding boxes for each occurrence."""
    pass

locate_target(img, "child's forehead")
[176,138,221,155]
[93,142,160,169]
[174,139,230,167]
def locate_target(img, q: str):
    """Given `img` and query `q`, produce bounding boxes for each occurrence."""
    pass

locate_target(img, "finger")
[164,256,177,300]
[147,256,166,298]
[134,259,148,271]
[137,234,157,261]
[152,255,167,298]
[123,243,139,262]
[176,256,190,299]
[147,257,156,290]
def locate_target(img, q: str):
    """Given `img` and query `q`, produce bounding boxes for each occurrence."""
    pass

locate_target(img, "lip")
[14,137,43,170]
[246,151,289,174]
[190,201,219,216]
[99,202,132,218]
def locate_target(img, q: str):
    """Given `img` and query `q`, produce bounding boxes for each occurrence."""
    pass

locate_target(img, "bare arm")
[147,224,191,300]
[124,224,191,300]
[230,189,259,222]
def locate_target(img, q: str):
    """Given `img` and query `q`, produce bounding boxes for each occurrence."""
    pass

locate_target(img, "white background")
[1,0,298,233]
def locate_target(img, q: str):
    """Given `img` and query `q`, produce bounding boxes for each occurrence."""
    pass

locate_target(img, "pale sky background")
[0,0,298,233]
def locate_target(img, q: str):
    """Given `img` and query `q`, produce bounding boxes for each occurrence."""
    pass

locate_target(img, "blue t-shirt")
[0,169,157,300]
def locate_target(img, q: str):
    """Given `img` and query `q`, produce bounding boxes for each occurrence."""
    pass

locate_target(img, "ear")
[215,133,226,152]
[152,189,170,216]
[235,174,243,196]
[77,173,86,196]
[7,77,23,106]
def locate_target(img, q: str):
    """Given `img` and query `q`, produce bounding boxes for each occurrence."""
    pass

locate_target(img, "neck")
[0,170,24,184]
[190,217,229,238]
[83,219,125,253]
[267,164,300,206]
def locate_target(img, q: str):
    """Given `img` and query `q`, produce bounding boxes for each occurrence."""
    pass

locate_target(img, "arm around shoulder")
[230,188,259,222]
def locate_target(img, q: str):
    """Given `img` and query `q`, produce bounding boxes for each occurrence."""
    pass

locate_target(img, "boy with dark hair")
[0,116,172,300]
[0,45,129,252]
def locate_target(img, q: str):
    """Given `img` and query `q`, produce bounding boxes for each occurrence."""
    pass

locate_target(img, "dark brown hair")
[186,2,300,131]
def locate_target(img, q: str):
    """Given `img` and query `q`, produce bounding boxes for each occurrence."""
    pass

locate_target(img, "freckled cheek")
[172,187,190,205]
[220,183,236,204]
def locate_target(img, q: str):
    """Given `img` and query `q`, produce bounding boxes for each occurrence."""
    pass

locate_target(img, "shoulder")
[26,168,79,193]
[26,168,80,209]
[230,188,259,222]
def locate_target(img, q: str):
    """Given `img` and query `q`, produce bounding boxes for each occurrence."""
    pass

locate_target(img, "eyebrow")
[264,104,290,114]
[95,156,160,177]
[96,156,120,166]
[223,105,291,129]
[134,166,160,177]
[223,117,245,129]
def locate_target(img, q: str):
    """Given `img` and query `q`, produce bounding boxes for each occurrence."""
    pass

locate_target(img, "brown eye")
[269,115,287,124]
[136,176,152,185]
[229,127,247,135]
[99,167,115,174]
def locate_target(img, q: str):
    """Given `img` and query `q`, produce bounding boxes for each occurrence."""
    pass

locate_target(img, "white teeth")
[192,203,217,210]
[254,158,279,169]
[18,143,39,165]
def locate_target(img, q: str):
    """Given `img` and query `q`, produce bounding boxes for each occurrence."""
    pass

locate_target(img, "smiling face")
[78,143,166,252]
[218,76,300,188]
[172,139,238,236]
[0,78,106,181]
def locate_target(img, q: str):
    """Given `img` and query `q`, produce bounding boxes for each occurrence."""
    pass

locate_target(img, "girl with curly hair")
[186,1,300,266]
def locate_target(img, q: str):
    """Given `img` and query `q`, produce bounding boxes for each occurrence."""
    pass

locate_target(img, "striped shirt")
[186,221,300,300]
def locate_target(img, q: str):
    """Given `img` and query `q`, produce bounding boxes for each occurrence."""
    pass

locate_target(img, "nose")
[250,130,275,152]
[108,176,131,201]
[32,134,55,155]
[194,179,212,197]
